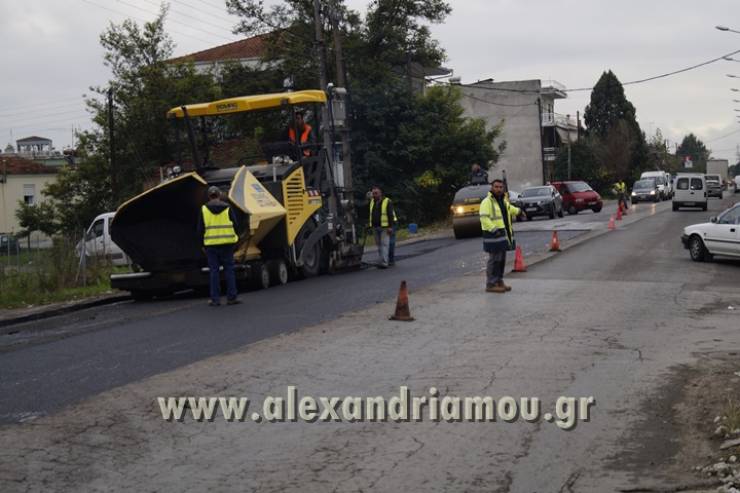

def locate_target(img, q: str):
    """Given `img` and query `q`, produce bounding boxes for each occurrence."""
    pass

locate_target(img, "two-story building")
[457,79,579,191]
[0,156,58,240]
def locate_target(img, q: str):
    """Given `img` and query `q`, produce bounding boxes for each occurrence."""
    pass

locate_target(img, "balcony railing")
[541,112,577,128]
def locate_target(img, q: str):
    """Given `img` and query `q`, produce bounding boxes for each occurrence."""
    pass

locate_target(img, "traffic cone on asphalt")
[616,205,623,221]
[390,280,414,321]
[608,215,616,230]
[512,245,527,272]
[549,231,561,252]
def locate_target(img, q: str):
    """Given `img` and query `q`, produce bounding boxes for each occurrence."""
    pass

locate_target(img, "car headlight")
[455,206,464,215]
[631,192,636,196]
[650,190,655,195]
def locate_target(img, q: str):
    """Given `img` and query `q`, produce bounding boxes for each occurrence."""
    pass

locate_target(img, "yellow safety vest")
[369,197,393,227]
[479,192,520,239]
[202,206,238,246]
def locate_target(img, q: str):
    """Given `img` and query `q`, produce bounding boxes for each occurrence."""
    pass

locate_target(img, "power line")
[115,0,236,42]
[565,47,740,92]
[461,91,537,107]
[138,0,236,36]
[172,0,236,25]
[0,96,87,114]
[705,127,740,143]
[0,108,91,125]
[0,100,86,118]
[81,0,220,46]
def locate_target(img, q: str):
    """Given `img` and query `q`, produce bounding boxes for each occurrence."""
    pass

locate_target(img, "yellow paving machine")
[110,90,363,299]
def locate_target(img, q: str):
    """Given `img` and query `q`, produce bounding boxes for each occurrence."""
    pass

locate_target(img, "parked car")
[550,181,603,215]
[673,174,707,211]
[641,171,671,200]
[514,185,563,220]
[0,233,20,255]
[631,178,660,203]
[734,175,740,193]
[682,202,740,261]
[705,174,723,198]
[76,212,129,266]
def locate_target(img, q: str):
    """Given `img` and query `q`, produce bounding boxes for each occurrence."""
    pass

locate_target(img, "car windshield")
[633,180,655,190]
[453,185,489,203]
[566,182,591,193]
[521,187,551,197]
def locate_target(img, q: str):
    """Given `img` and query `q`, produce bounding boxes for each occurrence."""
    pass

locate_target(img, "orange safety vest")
[288,124,312,157]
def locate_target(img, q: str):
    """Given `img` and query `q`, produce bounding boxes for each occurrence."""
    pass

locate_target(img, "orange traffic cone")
[608,215,616,230]
[512,245,527,272]
[616,205,623,221]
[390,280,414,321]
[549,231,561,252]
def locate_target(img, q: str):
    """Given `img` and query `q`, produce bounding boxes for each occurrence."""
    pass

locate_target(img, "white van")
[76,212,129,266]
[641,171,671,200]
[673,174,707,211]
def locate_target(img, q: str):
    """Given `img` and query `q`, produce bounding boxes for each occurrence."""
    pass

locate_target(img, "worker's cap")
[207,186,221,197]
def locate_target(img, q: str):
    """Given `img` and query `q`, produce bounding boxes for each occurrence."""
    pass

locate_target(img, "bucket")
[408,223,418,234]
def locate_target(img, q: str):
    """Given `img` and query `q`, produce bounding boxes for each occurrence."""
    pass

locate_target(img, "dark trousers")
[486,250,506,287]
[205,244,237,302]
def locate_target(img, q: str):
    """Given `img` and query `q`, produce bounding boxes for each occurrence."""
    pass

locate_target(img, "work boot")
[499,281,512,292]
[226,298,241,306]
[208,300,221,307]
[486,284,506,293]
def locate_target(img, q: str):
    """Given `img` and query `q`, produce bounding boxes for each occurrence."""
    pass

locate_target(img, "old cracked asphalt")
[1,196,739,492]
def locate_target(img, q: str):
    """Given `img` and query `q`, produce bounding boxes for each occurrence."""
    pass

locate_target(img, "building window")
[23,184,35,205]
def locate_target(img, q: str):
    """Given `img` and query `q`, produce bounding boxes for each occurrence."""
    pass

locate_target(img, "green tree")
[553,137,608,190]
[583,70,646,183]
[15,200,58,249]
[226,0,499,223]
[85,5,220,202]
[676,133,710,173]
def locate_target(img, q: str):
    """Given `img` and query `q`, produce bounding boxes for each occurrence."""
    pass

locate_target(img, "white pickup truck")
[76,212,129,266]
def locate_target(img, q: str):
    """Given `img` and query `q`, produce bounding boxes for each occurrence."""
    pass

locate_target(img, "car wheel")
[526,214,532,221]
[689,235,709,262]
[672,203,678,211]
[557,207,564,218]
[702,204,708,211]
[592,206,602,213]
[567,205,578,215]
[549,205,555,219]
[654,195,660,203]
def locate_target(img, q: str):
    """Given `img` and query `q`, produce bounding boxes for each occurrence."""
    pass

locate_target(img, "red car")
[550,181,603,215]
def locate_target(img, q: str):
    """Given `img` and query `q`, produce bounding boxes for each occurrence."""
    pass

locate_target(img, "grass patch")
[364,219,452,246]
[722,398,740,433]
[0,239,119,310]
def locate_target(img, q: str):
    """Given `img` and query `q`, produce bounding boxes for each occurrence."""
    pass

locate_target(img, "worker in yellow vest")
[368,185,396,268]
[198,186,240,306]
[479,179,522,293]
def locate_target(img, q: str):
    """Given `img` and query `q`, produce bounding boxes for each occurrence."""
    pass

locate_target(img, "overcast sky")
[2,0,740,161]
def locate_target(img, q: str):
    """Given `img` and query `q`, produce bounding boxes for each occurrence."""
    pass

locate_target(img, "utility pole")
[566,114,572,180]
[313,0,338,232]
[108,88,116,205]
[330,2,353,202]
[536,98,546,184]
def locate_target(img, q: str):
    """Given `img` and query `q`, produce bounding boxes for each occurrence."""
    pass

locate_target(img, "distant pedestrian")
[479,179,522,293]
[470,163,489,185]
[368,185,395,268]
[198,186,240,306]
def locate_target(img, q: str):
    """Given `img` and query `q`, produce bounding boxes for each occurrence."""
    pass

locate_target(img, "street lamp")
[728,74,740,78]
[725,57,740,62]
[732,88,740,92]
[716,25,740,34]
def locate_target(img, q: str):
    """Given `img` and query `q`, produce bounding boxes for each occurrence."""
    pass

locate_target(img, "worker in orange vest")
[288,110,315,157]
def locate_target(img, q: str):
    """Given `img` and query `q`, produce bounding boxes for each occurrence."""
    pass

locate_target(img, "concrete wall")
[0,174,57,241]
[458,80,544,192]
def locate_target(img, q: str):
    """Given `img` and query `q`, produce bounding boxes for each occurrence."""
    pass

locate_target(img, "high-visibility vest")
[369,197,392,227]
[479,192,520,242]
[202,206,238,246]
[288,124,312,156]
[614,182,626,193]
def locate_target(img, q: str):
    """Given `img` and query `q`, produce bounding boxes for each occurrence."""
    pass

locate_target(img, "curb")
[0,294,131,331]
